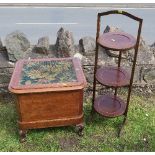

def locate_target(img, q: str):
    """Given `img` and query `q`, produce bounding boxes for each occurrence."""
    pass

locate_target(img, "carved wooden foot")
[75,123,84,136]
[19,130,27,143]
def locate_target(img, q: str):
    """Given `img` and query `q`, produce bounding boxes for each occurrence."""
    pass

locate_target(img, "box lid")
[9,57,87,94]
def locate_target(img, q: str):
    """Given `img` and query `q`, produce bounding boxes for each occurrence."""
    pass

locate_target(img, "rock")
[150,42,155,55]
[55,27,75,57]
[81,55,94,66]
[143,67,155,83]
[79,36,95,56]
[133,37,155,65]
[104,25,123,33]
[28,52,49,59]
[103,26,155,65]
[37,36,49,49]
[73,53,83,60]
[32,46,48,55]
[103,26,132,59]
[5,31,30,62]
[0,48,14,92]
[120,60,141,83]
[74,44,80,53]
[112,37,155,65]
[137,50,155,65]
[103,26,128,59]
[84,68,94,84]
[0,38,3,48]
[33,36,49,55]
[48,44,57,57]
[150,42,155,48]
[98,46,116,66]
[24,45,56,59]
[0,49,13,68]
[0,68,13,84]
[25,48,54,59]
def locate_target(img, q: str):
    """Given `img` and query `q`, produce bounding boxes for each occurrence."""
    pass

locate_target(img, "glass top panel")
[19,59,77,86]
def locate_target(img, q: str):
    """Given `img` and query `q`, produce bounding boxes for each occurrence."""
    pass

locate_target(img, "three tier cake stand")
[92,10,143,135]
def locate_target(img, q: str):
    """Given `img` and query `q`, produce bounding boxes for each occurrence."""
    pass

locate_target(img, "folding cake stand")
[92,10,143,135]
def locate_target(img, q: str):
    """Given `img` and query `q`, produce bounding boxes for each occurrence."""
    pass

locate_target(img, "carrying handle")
[98,10,142,22]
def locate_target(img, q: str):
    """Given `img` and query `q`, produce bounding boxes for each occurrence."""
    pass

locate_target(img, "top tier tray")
[97,32,136,51]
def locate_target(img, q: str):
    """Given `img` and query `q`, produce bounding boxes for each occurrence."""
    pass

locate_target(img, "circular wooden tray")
[94,94,126,117]
[96,66,130,87]
[97,32,136,51]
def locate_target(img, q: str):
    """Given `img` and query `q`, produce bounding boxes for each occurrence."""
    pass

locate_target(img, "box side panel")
[18,89,83,122]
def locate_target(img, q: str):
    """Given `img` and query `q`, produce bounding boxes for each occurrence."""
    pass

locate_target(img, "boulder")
[137,50,155,65]
[0,48,14,92]
[150,42,155,48]
[0,49,13,68]
[32,46,48,55]
[103,26,155,65]
[24,45,54,59]
[103,26,127,58]
[73,52,83,60]
[37,36,49,49]
[111,37,155,65]
[33,36,49,55]
[131,37,155,65]
[79,36,95,56]
[55,27,75,57]
[98,46,116,66]
[143,67,155,83]
[28,51,55,59]
[5,31,30,62]
[104,25,123,33]
[0,68,13,85]
[150,42,155,56]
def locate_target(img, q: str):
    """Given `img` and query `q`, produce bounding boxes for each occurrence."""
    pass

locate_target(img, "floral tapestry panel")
[19,60,77,85]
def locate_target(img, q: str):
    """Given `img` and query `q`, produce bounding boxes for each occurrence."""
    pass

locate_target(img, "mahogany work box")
[9,57,87,142]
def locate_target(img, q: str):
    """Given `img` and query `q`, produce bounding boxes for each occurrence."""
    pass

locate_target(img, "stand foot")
[89,110,94,123]
[75,123,84,136]
[19,130,27,143]
[118,116,127,137]
[89,105,96,123]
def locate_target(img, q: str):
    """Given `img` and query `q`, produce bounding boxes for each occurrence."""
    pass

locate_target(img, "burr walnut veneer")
[9,57,87,142]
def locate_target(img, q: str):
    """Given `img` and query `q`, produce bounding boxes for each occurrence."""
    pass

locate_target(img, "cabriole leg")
[19,129,27,143]
[75,123,84,136]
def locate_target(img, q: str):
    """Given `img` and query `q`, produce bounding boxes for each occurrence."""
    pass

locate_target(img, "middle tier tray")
[96,66,130,87]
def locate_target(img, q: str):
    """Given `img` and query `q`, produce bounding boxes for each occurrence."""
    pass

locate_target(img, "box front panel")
[18,89,83,122]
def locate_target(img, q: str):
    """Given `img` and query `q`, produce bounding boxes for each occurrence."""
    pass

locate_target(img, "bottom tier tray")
[94,94,126,117]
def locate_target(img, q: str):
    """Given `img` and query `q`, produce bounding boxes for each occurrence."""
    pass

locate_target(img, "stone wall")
[0,26,155,95]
